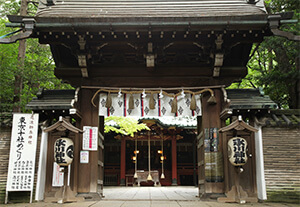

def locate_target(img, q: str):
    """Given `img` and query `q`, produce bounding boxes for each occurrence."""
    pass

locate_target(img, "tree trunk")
[289,56,300,109]
[12,0,28,112]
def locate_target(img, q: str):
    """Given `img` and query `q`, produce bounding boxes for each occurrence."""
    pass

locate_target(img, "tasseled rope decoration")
[190,93,197,110]
[171,96,178,113]
[105,92,112,108]
[149,93,155,109]
[128,93,134,109]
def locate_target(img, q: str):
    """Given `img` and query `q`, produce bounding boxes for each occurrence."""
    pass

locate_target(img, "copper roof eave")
[8,14,268,23]
[6,15,271,33]
[33,19,269,30]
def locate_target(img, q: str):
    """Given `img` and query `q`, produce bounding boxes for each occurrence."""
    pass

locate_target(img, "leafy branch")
[104,116,150,137]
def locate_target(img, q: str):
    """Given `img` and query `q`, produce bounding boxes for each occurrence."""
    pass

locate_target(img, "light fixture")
[160,138,165,179]
[147,131,153,181]
[134,138,138,179]
[157,150,162,154]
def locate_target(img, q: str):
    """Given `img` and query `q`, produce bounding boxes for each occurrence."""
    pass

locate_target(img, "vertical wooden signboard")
[5,113,39,204]
[82,126,98,151]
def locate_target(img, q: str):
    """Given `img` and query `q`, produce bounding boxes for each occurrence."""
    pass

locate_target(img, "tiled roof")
[26,89,76,111]
[36,0,267,20]
[227,89,277,110]
[262,109,300,127]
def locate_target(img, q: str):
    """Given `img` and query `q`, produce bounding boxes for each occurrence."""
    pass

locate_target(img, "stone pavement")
[102,186,198,200]
[3,186,300,207]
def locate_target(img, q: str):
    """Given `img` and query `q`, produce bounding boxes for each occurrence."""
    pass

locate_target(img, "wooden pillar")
[193,136,197,187]
[201,89,224,194]
[78,88,99,193]
[120,138,126,186]
[171,135,178,185]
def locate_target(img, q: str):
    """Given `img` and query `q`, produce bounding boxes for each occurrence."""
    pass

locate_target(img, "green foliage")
[228,0,300,109]
[0,0,38,18]
[0,18,73,113]
[104,116,150,137]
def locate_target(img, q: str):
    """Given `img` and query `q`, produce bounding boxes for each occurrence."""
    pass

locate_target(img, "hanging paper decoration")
[95,87,217,117]
[99,93,202,117]
[118,89,122,98]
[159,90,164,99]
[142,89,147,98]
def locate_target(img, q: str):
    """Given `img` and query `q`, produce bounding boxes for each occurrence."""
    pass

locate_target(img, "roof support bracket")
[78,35,86,50]
[213,53,224,77]
[145,42,155,68]
[213,35,224,77]
[78,54,88,77]
[215,34,223,50]
[0,18,35,44]
[268,15,300,41]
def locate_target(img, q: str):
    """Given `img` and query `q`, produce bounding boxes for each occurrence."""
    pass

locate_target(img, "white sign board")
[82,126,98,151]
[52,162,64,187]
[6,113,39,192]
[80,151,89,163]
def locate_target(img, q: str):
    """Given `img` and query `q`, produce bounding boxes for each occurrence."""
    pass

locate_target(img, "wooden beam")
[81,68,89,78]
[281,114,292,125]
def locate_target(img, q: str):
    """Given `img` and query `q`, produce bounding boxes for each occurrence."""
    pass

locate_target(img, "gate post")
[120,138,126,186]
[171,135,178,185]
[200,89,224,195]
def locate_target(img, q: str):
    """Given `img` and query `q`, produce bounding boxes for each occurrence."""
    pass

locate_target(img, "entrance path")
[3,187,299,207]
[102,186,199,201]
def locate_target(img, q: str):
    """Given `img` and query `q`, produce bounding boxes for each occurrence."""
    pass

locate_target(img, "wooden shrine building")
[2,0,298,203]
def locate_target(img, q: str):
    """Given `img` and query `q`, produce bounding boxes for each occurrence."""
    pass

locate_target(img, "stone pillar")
[171,136,178,185]
[120,138,126,186]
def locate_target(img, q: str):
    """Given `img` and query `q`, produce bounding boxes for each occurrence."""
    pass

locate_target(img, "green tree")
[105,117,150,137]
[228,0,300,109]
[0,5,72,113]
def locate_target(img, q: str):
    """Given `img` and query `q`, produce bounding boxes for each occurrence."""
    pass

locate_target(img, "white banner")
[52,162,63,187]
[6,113,39,192]
[99,93,201,117]
[82,126,98,151]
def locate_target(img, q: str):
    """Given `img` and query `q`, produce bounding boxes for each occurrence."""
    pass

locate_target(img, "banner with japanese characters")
[6,113,39,191]
[82,126,98,151]
[52,162,64,187]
